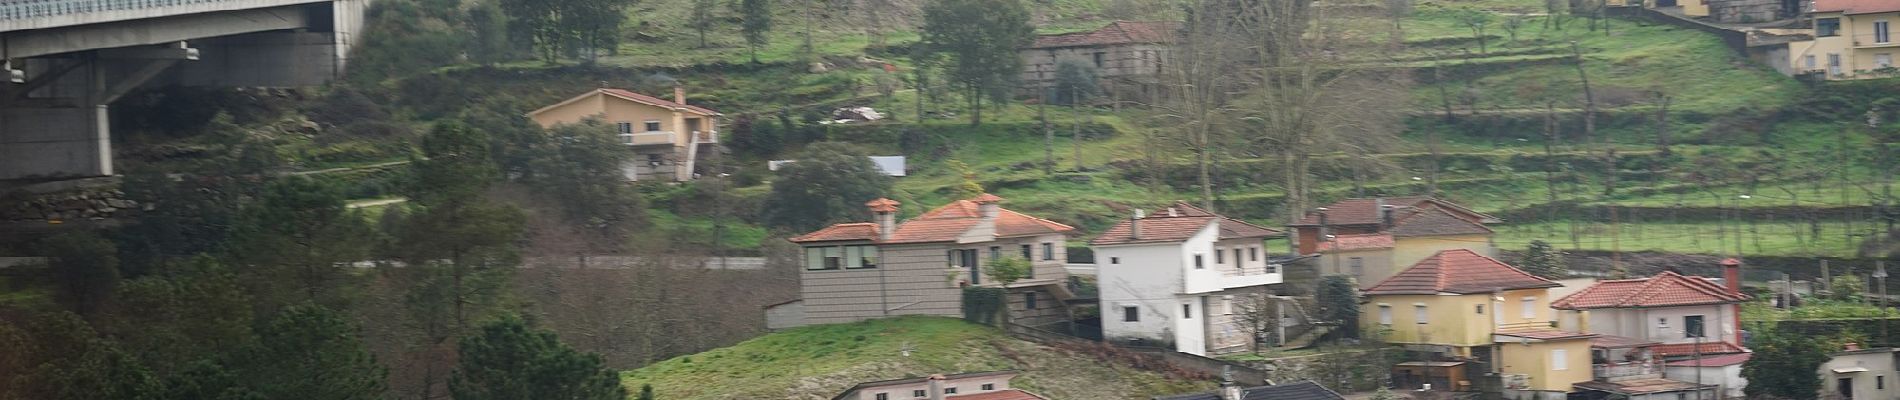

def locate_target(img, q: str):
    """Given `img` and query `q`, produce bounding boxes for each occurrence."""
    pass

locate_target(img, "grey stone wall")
[1,187,135,223]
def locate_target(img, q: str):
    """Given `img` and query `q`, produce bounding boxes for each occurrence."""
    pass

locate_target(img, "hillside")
[620,316,1211,399]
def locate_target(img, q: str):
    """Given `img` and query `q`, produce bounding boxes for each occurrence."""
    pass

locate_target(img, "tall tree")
[1519,240,1569,279]
[1742,330,1833,400]
[38,233,120,315]
[761,143,895,232]
[468,0,514,65]
[921,0,1035,126]
[228,177,375,306]
[1315,275,1360,338]
[1,311,161,400]
[244,304,386,400]
[449,317,628,400]
[740,0,772,63]
[1055,60,1099,171]
[690,0,718,48]
[535,122,650,261]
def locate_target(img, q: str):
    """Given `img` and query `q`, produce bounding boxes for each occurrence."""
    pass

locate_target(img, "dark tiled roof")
[1551,271,1750,310]
[1362,249,1560,295]
[1387,207,1494,237]
[948,389,1049,400]
[1092,202,1281,246]
[1155,381,1346,400]
[1030,21,1179,49]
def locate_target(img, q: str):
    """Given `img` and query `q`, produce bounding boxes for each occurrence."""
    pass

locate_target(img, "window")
[950,249,979,284]
[1222,295,1235,315]
[1685,315,1706,338]
[913,390,927,398]
[1215,248,1225,264]
[1250,247,1259,261]
[1476,304,1485,315]
[647,153,665,165]
[1348,257,1364,276]
[877,394,889,400]
[1414,304,1429,324]
[1378,304,1393,325]
[1818,17,1841,37]
[1878,20,1891,43]
[1123,306,1140,322]
[1041,243,1054,260]
[1194,254,1205,269]
[1830,53,1844,75]
[1025,293,1037,310]
[982,384,995,391]
[1520,297,1536,319]
[1183,303,1194,319]
[1551,349,1569,371]
[1111,257,1120,264]
[616,122,634,134]
[1021,244,1033,260]
[643,120,662,132]
[1805,54,1818,69]
[1878,375,1886,390]
[1092,52,1106,67]
[845,246,880,269]
[808,246,879,270]
[945,387,957,394]
[1233,249,1244,268]
[989,246,1001,260]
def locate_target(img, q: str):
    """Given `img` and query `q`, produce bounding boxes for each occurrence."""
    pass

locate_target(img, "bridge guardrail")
[1,0,222,20]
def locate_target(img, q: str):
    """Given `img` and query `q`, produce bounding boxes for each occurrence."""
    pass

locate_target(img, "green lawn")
[1742,298,1900,321]
[621,316,1209,399]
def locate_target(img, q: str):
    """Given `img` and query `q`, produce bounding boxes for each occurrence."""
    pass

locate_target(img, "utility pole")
[1877,261,1889,344]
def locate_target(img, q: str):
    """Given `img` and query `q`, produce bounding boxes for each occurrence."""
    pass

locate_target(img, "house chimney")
[927,374,947,400]
[1316,207,1330,242]
[674,85,687,105]
[867,198,899,241]
[1131,209,1146,240]
[972,193,1003,222]
[1721,258,1743,346]
[1376,198,1393,230]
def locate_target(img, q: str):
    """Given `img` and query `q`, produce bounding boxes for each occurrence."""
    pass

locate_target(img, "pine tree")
[739,0,772,63]
[1520,240,1569,279]
[38,232,120,315]
[450,317,628,400]
[1316,275,1361,339]
[228,176,375,307]
[921,0,1035,126]
[243,305,385,400]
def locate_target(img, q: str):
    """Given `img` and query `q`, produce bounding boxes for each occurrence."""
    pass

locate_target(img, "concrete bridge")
[0,0,368,180]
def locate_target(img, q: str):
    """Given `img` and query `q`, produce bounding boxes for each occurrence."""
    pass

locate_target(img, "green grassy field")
[1493,219,1877,257]
[620,316,1209,399]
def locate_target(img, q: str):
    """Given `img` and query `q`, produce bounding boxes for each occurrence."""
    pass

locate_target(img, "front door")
[1839,377,1854,400]
[956,249,980,285]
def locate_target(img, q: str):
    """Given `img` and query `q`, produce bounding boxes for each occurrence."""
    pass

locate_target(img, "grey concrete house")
[768,194,1077,329]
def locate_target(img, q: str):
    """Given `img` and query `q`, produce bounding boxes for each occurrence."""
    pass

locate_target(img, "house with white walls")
[1091,202,1285,356]
[1552,260,1754,399]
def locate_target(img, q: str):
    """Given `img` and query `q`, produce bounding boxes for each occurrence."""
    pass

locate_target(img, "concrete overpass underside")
[0,0,365,180]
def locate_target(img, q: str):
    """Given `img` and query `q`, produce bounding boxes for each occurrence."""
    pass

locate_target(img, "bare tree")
[1231,293,1281,354]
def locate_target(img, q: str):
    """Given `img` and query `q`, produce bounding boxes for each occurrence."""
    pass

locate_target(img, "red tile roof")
[1362,249,1560,295]
[1291,197,1499,227]
[1812,0,1900,14]
[1650,341,1747,357]
[1315,233,1395,251]
[601,88,723,116]
[788,222,879,243]
[792,196,1075,244]
[1663,353,1752,367]
[1091,202,1282,246]
[1551,271,1750,310]
[948,389,1049,400]
[1029,20,1179,49]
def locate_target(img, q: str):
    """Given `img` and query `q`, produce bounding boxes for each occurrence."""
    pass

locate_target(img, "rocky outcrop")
[1,187,136,223]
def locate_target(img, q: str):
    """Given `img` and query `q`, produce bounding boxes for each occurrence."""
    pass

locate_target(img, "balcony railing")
[1593,361,1660,382]
[618,131,676,146]
[693,130,718,143]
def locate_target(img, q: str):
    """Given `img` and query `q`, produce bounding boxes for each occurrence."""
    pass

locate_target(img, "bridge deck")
[0,0,328,32]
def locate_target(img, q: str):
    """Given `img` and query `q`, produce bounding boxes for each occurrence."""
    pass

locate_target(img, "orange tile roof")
[1813,0,1900,14]
[788,222,879,243]
[1551,271,1750,310]
[1650,341,1747,357]
[601,88,722,116]
[1315,233,1395,251]
[1029,20,1179,49]
[1362,249,1559,295]
[948,389,1049,400]
[1292,197,1498,227]
[791,196,1075,244]
[1091,202,1282,246]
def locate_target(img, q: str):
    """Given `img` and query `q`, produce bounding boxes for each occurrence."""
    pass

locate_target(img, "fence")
[0,0,230,20]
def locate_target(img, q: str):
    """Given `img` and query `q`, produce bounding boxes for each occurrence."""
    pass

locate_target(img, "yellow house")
[1682,0,1710,17]
[1788,0,1900,80]
[1292,197,1500,288]
[1361,249,1594,400]
[528,87,723,181]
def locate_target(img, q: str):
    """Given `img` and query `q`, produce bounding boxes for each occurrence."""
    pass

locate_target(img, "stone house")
[769,194,1076,329]
[1019,20,1177,95]
[832,370,1048,400]
[527,87,721,181]
[1090,202,1286,356]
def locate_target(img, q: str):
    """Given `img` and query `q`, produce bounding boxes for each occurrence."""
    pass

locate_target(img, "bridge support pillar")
[1,51,181,180]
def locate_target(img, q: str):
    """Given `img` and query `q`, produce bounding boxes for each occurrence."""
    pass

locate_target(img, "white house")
[1553,261,1754,399]
[1091,202,1285,356]
[1818,345,1898,400]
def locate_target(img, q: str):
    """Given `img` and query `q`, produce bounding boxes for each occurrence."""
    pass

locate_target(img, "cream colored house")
[1360,249,1593,400]
[1820,346,1899,400]
[1789,0,1900,80]
[1291,197,1500,288]
[527,87,722,181]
